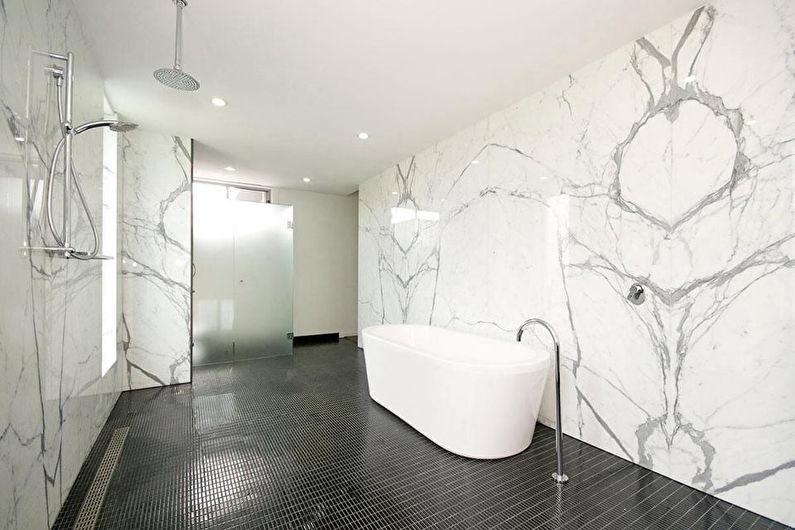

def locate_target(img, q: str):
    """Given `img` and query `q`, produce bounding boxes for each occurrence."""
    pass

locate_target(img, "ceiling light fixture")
[224,166,236,172]
[471,159,480,165]
[357,132,369,140]
[211,97,228,107]
[303,177,311,183]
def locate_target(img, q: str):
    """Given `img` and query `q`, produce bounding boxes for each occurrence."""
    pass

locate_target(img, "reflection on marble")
[0,1,123,528]
[121,131,192,390]
[359,0,794,524]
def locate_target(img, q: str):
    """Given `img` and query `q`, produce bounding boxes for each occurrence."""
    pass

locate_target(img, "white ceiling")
[75,0,703,194]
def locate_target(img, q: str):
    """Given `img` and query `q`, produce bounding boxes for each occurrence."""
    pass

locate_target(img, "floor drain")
[73,426,129,530]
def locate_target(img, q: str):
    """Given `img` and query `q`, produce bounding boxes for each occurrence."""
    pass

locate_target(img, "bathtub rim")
[362,324,550,371]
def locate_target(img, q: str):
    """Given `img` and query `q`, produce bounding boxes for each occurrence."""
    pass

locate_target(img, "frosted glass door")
[232,202,294,359]
[193,183,294,366]
[192,183,235,365]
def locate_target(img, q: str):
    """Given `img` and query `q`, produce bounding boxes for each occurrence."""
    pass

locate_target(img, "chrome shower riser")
[31,49,138,261]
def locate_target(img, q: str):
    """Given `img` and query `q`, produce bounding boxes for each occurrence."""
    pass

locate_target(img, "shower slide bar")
[25,50,137,260]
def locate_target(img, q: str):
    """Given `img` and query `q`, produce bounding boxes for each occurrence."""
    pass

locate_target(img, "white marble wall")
[0,1,123,528]
[120,130,192,390]
[359,0,795,525]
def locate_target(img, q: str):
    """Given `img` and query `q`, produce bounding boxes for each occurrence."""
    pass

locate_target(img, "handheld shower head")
[154,0,200,91]
[109,121,139,133]
[72,120,138,135]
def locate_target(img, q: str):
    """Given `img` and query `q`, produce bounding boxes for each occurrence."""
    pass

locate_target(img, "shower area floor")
[53,340,786,529]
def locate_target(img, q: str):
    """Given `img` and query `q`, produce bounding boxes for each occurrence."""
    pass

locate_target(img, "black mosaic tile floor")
[54,341,790,529]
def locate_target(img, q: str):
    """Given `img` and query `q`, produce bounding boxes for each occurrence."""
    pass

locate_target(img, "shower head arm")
[32,49,69,62]
[173,0,187,70]
[73,120,117,135]
[72,119,138,135]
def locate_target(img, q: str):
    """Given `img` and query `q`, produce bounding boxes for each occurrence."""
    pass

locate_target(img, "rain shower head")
[154,0,200,91]
[153,67,200,91]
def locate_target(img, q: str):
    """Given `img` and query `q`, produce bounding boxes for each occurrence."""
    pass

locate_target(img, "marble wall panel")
[358,0,795,524]
[120,131,192,391]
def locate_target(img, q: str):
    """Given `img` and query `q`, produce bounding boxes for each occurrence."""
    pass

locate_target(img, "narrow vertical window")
[101,99,118,376]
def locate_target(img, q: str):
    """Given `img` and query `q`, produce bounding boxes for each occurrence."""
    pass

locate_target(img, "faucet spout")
[517,318,568,484]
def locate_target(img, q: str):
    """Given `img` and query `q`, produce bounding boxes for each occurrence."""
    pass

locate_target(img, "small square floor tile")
[53,341,791,530]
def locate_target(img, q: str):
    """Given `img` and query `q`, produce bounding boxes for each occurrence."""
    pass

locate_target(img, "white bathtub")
[361,324,550,459]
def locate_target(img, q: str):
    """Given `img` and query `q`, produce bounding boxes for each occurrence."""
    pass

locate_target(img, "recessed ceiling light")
[303,177,311,183]
[224,166,236,172]
[211,97,228,107]
[357,132,369,140]
[391,191,398,195]
[471,159,480,165]
[14,136,25,143]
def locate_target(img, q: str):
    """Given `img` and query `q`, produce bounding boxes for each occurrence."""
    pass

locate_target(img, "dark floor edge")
[293,332,340,345]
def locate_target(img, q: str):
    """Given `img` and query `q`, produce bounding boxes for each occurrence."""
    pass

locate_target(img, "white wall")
[272,188,358,337]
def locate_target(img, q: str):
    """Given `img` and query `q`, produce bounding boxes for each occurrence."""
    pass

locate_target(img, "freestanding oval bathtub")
[361,324,550,459]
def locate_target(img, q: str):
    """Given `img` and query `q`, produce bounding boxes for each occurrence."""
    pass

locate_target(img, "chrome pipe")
[32,49,69,62]
[46,137,64,246]
[62,52,74,249]
[174,0,187,70]
[517,318,568,484]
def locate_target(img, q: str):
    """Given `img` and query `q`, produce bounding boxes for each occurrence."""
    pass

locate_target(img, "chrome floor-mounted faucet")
[517,318,568,484]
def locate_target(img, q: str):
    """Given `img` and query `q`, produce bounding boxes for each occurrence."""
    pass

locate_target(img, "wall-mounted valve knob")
[627,283,646,305]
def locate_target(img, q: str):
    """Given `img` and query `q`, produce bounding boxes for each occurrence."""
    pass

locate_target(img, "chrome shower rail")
[27,49,137,260]
[517,318,568,484]
[34,49,75,254]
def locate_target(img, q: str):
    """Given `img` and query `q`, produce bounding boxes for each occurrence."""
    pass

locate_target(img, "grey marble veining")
[359,0,794,525]
[120,130,192,390]
[0,1,122,528]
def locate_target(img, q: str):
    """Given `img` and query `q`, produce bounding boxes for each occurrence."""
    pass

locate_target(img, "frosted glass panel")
[192,182,293,366]
[233,202,294,359]
[193,183,235,365]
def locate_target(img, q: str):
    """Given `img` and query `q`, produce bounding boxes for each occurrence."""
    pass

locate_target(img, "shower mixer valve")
[627,283,646,305]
